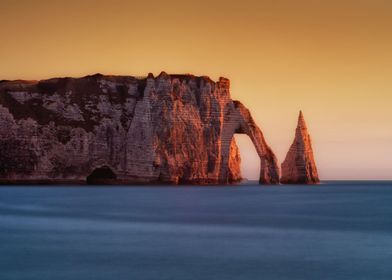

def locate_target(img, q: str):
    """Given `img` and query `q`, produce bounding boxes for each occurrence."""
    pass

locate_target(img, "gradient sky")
[1,0,391,179]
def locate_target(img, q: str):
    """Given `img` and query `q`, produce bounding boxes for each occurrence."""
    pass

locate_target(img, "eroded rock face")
[0,73,279,184]
[281,111,320,184]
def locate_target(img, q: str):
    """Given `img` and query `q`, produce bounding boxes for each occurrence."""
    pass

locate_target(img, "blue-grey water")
[1,181,392,280]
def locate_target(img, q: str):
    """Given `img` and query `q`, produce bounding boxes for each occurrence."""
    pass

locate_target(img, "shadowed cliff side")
[0,73,279,185]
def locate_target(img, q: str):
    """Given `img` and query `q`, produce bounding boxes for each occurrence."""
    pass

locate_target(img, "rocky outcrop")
[280,111,319,184]
[0,73,279,184]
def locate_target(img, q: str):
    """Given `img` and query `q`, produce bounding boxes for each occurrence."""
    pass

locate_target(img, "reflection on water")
[1,181,392,280]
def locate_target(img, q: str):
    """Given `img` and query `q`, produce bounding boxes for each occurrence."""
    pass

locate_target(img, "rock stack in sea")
[280,111,320,184]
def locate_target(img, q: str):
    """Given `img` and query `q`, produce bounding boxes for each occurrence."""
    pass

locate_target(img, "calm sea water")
[1,181,392,280]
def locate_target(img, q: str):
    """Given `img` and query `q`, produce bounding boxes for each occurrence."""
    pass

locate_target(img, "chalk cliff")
[0,73,279,184]
[280,111,319,184]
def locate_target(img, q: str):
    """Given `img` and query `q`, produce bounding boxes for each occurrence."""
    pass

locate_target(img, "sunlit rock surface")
[0,73,279,184]
[281,111,320,184]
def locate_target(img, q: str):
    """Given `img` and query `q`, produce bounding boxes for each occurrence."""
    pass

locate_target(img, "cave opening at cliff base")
[86,166,117,184]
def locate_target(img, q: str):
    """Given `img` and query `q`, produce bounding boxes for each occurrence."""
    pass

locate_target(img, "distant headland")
[0,73,318,185]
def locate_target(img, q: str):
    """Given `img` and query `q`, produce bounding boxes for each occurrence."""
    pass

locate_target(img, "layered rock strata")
[281,111,320,184]
[0,73,279,184]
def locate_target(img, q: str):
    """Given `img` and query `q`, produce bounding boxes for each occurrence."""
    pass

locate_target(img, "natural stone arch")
[86,165,117,184]
[232,134,261,181]
[219,101,280,184]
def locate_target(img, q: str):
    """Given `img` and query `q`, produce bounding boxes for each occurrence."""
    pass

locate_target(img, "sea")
[1,181,392,280]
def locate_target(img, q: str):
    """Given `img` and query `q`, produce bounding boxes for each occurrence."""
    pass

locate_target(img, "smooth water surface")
[1,181,392,280]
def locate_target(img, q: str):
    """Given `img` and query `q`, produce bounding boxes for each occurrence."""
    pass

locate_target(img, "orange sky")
[1,0,391,179]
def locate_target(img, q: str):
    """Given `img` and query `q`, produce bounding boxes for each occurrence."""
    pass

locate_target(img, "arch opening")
[86,166,117,184]
[233,134,261,184]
